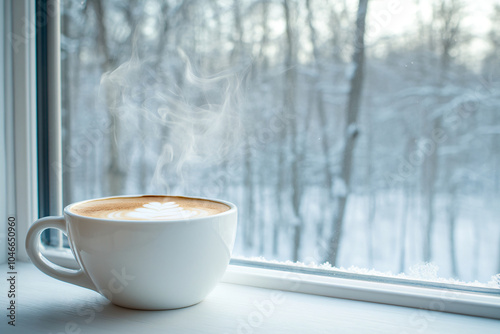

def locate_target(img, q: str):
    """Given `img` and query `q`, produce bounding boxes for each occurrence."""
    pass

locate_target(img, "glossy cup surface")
[30,195,237,310]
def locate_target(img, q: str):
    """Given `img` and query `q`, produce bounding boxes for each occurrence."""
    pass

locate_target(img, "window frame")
[6,0,39,263]
[15,0,499,320]
[36,0,63,247]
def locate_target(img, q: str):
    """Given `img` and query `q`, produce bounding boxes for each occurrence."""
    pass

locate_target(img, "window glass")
[60,0,500,285]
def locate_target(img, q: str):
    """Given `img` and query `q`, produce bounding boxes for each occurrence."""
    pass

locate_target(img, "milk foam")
[107,201,208,220]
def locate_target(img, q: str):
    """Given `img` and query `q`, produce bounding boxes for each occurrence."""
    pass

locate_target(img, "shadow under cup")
[25,195,238,310]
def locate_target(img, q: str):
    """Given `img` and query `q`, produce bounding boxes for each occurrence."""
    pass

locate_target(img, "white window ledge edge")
[39,249,500,320]
[222,264,500,320]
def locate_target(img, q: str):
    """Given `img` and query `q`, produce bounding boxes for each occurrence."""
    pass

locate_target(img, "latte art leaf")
[107,201,208,220]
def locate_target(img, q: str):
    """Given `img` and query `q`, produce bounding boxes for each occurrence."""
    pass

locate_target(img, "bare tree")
[365,99,377,268]
[61,3,75,205]
[231,0,255,249]
[282,0,304,262]
[306,0,332,241]
[326,0,369,266]
[487,4,500,275]
[90,0,124,195]
[398,135,415,273]
[423,0,463,262]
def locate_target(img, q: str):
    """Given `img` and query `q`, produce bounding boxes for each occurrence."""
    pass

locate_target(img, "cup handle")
[25,216,97,291]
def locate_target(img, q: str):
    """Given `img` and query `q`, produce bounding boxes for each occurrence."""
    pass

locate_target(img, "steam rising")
[99,49,248,194]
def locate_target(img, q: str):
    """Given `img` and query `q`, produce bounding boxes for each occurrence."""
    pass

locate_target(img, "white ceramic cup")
[25,195,237,310]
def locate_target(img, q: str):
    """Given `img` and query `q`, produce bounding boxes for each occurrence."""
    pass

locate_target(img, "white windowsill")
[42,248,500,320]
[2,262,499,333]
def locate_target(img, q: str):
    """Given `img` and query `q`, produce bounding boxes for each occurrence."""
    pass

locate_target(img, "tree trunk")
[326,0,369,266]
[282,0,302,262]
[61,9,72,206]
[275,0,291,257]
[252,4,279,256]
[423,118,439,262]
[243,136,255,248]
[495,113,500,274]
[399,183,412,273]
[423,0,463,263]
[398,134,414,273]
[447,182,458,277]
[230,0,256,250]
[275,136,286,255]
[366,102,376,268]
[91,0,124,196]
[306,0,335,244]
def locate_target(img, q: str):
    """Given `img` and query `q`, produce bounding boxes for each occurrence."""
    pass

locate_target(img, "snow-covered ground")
[230,186,500,284]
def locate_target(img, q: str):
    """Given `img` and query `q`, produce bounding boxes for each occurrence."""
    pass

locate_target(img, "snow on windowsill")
[232,256,500,290]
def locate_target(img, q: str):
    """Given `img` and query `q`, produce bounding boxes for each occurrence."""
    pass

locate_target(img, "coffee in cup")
[69,195,230,220]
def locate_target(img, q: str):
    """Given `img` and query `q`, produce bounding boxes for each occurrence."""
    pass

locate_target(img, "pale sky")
[365,0,499,70]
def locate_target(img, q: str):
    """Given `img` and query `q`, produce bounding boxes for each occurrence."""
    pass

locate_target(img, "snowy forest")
[58,0,500,284]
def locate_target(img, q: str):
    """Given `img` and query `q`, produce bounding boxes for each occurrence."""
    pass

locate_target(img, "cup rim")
[64,194,237,223]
